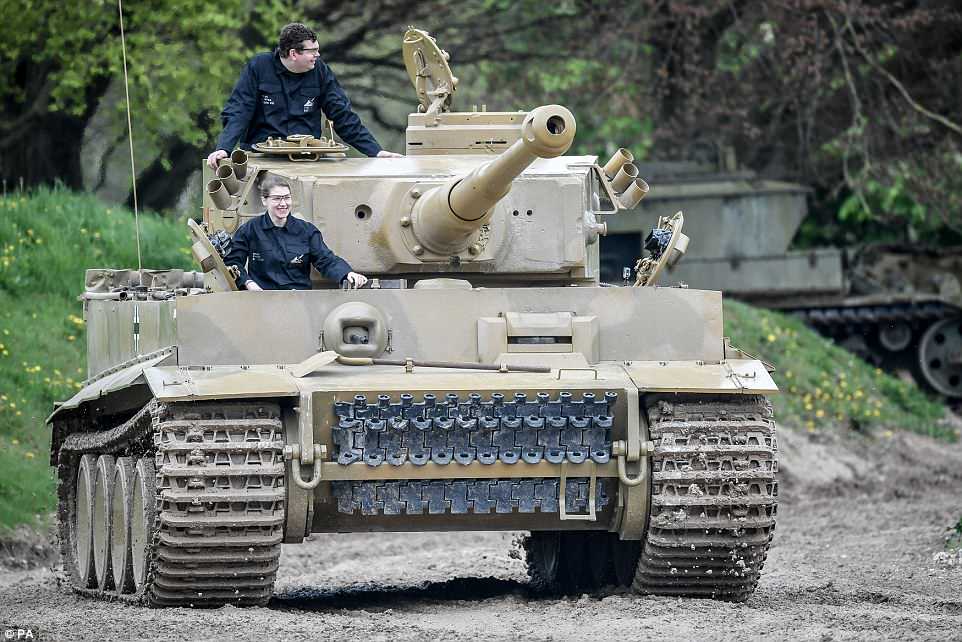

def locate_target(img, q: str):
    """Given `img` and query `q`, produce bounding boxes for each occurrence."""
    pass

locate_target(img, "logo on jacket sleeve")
[290,254,305,265]
[303,98,315,113]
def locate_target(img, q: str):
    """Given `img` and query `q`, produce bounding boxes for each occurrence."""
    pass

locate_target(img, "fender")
[47,347,177,424]
[623,358,778,395]
[142,364,300,402]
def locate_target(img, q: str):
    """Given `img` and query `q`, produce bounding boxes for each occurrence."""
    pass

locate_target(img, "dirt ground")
[1,425,960,642]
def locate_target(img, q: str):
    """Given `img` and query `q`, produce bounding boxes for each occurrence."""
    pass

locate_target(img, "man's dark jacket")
[224,212,352,290]
[215,51,381,156]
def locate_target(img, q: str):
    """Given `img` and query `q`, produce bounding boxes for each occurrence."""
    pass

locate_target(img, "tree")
[632,0,962,240]
[0,0,614,210]
[0,1,284,206]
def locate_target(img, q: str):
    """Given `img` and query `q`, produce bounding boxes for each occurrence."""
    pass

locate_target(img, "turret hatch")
[403,27,458,114]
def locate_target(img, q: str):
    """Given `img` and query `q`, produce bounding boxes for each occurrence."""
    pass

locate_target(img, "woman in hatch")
[224,175,367,290]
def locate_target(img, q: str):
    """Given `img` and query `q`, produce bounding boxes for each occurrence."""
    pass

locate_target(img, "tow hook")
[612,439,654,487]
[283,443,326,490]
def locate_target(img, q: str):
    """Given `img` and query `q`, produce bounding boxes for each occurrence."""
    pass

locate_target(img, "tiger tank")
[48,28,779,607]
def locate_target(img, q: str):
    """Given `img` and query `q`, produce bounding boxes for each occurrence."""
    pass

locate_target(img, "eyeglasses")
[297,47,321,56]
[267,195,292,203]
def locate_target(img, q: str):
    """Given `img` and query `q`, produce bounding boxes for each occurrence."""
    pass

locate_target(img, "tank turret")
[410,104,575,255]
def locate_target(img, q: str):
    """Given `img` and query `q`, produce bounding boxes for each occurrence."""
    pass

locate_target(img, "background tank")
[48,28,778,608]
[602,159,962,399]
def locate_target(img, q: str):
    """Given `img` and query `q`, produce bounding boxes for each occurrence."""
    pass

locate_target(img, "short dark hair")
[259,175,292,198]
[278,23,317,58]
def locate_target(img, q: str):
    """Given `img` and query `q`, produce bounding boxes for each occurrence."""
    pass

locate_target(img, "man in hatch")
[206,22,401,168]
[224,176,368,291]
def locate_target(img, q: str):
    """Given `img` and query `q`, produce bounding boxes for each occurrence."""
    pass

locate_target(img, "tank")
[48,28,778,607]
[602,160,962,399]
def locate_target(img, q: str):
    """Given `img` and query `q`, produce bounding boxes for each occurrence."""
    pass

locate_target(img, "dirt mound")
[777,424,962,499]
[0,522,56,572]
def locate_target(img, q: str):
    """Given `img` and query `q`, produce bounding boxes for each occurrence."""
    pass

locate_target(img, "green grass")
[724,299,954,440]
[0,187,192,533]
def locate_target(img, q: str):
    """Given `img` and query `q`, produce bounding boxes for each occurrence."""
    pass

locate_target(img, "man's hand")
[376,150,403,158]
[207,149,229,169]
[344,272,368,289]
[245,280,263,291]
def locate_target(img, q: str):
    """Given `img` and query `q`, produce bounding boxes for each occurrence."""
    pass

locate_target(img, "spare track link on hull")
[332,391,617,466]
[632,394,778,602]
[57,400,285,608]
[333,478,608,515]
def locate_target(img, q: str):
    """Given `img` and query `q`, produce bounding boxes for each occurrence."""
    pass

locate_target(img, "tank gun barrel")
[411,104,576,255]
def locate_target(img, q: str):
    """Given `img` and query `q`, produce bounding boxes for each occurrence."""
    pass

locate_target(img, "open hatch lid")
[402,27,458,114]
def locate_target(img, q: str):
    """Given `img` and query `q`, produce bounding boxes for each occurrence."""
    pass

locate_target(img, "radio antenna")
[117,0,143,273]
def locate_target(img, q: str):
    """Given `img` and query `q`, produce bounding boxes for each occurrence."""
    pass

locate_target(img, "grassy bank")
[0,187,192,532]
[0,187,955,533]
[725,299,952,439]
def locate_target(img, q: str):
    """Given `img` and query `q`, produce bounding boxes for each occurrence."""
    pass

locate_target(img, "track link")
[632,394,778,602]
[148,401,285,607]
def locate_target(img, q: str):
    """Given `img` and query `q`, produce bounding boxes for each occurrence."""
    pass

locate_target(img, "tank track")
[332,391,617,466]
[632,394,777,601]
[333,478,608,515]
[788,300,955,328]
[57,400,285,607]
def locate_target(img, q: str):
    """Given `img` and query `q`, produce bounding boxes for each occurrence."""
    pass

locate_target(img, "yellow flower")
[815,409,825,418]
[882,430,893,438]
[804,402,813,411]
[11,438,18,445]
[15,410,21,416]
[25,451,34,459]
[785,370,793,379]
[67,335,76,342]
[9,402,15,409]
[766,334,776,343]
